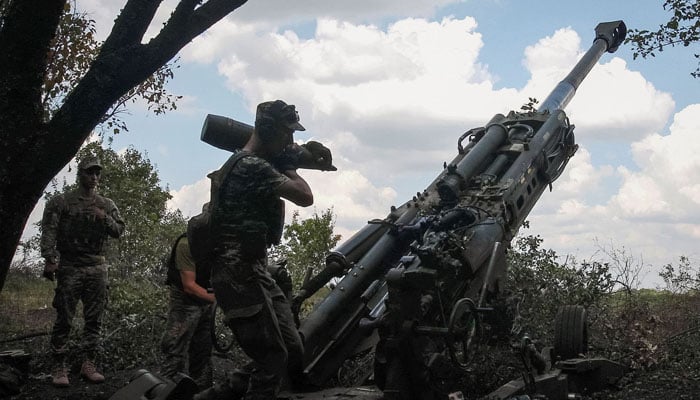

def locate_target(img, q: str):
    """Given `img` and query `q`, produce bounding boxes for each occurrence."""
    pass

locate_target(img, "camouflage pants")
[227,294,303,400]
[160,287,213,389]
[212,245,303,400]
[50,264,108,364]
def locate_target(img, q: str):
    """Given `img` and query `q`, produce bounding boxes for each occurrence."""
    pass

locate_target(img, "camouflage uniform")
[40,189,124,365]
[160,235,213,389]
[209,151,304,400]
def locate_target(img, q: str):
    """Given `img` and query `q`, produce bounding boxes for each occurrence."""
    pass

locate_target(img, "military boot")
[80,360,105,383]
[51,365,70,387]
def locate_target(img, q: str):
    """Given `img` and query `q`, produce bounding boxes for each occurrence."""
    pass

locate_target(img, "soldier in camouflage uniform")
[199,100,320,400]
[40,157,125,387]
[160,206,215,389]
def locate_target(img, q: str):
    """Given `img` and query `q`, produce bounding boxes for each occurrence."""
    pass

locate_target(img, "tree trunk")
[0,0,248,292]
[0,0,65,290]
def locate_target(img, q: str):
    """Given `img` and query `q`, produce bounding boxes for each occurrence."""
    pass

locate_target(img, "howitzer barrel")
[538,20,626,112]
[294,221,391,304]
[438,114,508,203]
[299,205,420,353]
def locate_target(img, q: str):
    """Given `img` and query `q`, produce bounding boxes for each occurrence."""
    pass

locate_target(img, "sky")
[22,0,700,288]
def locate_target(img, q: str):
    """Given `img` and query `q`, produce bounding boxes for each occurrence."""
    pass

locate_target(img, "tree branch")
[101,0,163,55]
[151,0,248,55]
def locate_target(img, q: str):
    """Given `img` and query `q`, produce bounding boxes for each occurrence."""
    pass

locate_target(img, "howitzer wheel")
[553,305,588,360]
[447,298,480,368]
[210,301,236,353]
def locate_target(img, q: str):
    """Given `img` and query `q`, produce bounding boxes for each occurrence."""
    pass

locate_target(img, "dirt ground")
[4,351,700,400]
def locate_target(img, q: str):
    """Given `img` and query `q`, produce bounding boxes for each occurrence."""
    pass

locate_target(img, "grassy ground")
[4,268,700,399]
[0,272,56,340]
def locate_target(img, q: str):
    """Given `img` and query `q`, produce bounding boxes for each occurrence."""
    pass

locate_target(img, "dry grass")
[0,273,56,341]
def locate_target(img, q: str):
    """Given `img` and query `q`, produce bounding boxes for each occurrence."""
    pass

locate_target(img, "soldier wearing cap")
[199,100,321,400]
[40,156,125,387]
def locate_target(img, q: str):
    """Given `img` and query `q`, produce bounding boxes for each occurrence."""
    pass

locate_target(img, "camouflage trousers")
[50,264,108,364]
[211,246,303,400]
[160,287,213,389]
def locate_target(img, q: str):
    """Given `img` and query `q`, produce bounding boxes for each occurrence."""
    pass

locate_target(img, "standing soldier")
[160,205,215,389]
[40,157,125,387]
[198,99,332,400]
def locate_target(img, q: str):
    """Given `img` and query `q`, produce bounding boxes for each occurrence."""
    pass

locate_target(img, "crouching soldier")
[160,205,215,390]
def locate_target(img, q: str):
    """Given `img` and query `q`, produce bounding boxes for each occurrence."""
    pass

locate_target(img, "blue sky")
[25,0,700,287]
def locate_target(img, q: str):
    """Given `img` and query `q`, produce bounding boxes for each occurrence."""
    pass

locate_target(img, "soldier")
[160,205,215,389]
[200,100,330,400]
[40,157,125,387]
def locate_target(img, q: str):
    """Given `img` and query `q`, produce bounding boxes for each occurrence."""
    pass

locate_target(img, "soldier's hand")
[272,144,304,172]
[42,261,58,281]
[299,141,337,171]
[90,206,106,220]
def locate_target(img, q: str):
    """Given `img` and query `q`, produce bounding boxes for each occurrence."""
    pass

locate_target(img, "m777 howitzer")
[287,20,628,400]
[107,21,627,400]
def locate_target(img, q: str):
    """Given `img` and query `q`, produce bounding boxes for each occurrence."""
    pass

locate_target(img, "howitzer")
[289,20,627,399]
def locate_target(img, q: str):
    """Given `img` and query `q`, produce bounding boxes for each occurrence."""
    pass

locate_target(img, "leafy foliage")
[42,2,181,135]
[271,208,342,289]
[505,234,614,342]
[101,278,168,371]
[625,0,700,78]
[75,142,187,278]
[659,255,700,293]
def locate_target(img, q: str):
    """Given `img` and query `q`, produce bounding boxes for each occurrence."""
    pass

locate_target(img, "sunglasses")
[81,169,101,177]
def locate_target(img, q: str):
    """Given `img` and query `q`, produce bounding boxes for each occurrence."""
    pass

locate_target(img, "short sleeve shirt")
[174,238,196,273]
[213,152,289,241]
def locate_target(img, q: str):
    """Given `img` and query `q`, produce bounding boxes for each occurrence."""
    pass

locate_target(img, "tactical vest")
[208,151,285,247]
[56,191,109,264]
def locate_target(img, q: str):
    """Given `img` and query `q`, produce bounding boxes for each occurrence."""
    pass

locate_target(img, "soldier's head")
[77,157,102,189]
[254,100,305,149]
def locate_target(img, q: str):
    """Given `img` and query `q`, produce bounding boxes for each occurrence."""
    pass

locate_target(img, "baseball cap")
[256,100,306,131]
[78,157,102,170]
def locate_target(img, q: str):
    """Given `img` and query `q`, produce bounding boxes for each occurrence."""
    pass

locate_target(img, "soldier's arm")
[175,240,215,303]
[102,199,125,238]
[180,270,215,303]
[277,169,313,207]
[40,197,61,262]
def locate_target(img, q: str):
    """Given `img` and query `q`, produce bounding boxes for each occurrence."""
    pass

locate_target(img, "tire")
[553,305,588,360]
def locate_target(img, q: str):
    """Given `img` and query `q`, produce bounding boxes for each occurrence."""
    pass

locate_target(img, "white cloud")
[527,104,700,286]
[178,15,692,285]
[520,28,674,142]
[57,4,700,288]
[167,177,211,218]
[611,104,700,219]
[231,0,460,25]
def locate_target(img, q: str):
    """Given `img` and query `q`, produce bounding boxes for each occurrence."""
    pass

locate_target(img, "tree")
[43,2,181,136]
[625,0,700,78]
[0,0,249,291]
[271,208,342,289]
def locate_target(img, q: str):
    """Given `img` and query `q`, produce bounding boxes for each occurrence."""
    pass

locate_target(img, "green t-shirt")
[174,237,196,273]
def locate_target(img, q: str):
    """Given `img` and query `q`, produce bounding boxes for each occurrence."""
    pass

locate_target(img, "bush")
[100,276,168,372]
[506,234,614,344]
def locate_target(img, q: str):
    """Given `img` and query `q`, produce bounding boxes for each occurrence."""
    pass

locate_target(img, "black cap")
[256,100,306,131]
